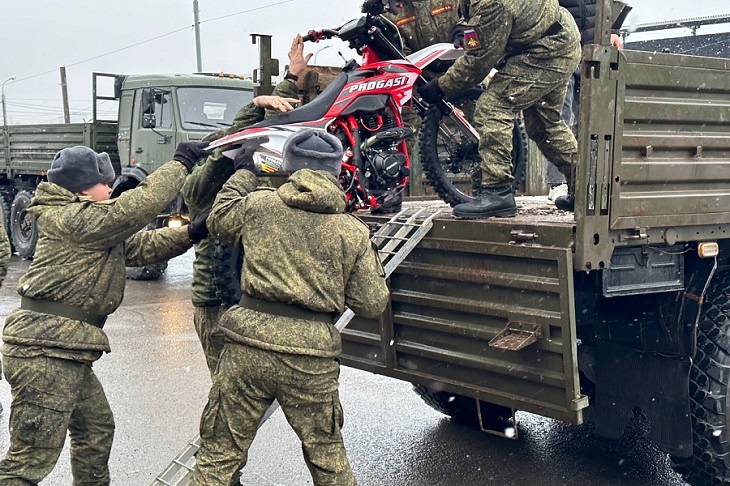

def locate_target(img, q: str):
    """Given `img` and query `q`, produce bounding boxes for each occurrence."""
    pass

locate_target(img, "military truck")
[339,2,730,485]
[0,71,254,278]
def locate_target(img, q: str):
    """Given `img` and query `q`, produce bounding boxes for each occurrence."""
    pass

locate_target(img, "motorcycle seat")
[250,72,349,128]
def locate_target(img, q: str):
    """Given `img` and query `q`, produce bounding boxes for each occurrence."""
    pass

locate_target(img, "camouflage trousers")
[191,344,356,486]
[193,305,226,376]
[0,355,114,486]
[474,57,579,188]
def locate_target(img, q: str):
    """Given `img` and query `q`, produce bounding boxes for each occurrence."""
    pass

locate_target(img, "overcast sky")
[1,0,728,124]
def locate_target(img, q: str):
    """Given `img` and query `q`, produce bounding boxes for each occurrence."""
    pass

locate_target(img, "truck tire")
[10,190,38,259]
[212,242,243,308]
[419,88,529,207]
[413,384,513,429]
[671,272,730,486]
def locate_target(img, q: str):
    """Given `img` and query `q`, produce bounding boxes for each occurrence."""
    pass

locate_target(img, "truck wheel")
[671,272,730,486]
[212,242,243,308]
[419,88,528,207]
[413,384,513,430]
[10,190,38,259]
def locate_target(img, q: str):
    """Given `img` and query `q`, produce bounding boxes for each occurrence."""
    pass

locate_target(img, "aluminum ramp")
[150,205,444,486]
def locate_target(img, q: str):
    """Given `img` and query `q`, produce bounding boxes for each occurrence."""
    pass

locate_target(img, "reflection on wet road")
[0,251,687,485]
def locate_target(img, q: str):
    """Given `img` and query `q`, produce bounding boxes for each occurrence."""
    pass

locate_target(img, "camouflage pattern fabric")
[192,305,226,374]
[0,224,9,380]
[183,80,300,376]
[0,159,192,484]
[193,344,354,486]
[439,1,581,187]
[0,355,114,485]
[0,224,9,286]
[191,168,389,485]
[384,0,460,56]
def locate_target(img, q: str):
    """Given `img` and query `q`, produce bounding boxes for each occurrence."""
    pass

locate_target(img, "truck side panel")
[341,217,586,424]
[575,48,730,270]
[0,122,120,176]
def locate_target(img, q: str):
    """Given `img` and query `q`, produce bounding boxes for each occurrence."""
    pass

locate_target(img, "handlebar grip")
[302,30,317,42]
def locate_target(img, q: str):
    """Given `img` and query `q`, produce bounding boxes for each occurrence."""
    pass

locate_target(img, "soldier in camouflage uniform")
[384,1,461,201]
[191,128,390,486]
[0,143,209,485]
[419,0,581,218]
[0,223,10,414]
[184,34,310,376]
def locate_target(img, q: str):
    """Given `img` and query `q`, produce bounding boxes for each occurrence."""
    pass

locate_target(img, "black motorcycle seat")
[250,72,349,128]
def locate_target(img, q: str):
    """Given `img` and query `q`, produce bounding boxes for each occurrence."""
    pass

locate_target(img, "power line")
[7,0,298,87]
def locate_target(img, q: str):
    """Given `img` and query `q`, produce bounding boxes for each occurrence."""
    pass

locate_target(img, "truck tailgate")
[341,198,588,424]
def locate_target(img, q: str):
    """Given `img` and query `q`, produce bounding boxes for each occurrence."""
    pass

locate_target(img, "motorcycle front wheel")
[418,89,528,207]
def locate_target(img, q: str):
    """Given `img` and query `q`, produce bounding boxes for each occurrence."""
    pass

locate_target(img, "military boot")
[371,191,403,215]
[453,185,517,219]
[554,156,577,211]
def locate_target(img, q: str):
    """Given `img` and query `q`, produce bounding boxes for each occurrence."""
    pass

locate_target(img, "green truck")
[0,71,254,277]
[342,2,730,485]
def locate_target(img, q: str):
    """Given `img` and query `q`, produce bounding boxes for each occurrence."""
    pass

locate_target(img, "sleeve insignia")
[464,28,480,49]
[396,16,417,26]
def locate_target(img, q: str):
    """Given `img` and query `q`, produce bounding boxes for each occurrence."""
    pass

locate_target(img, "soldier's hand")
[174,141,208,172]
[187,209,211,244]
[418,78,445,105]
[233,144,257,173]
[361,0,398,14]
[451,24,466,48]
[253,95,301,113]
[288,34,312,77]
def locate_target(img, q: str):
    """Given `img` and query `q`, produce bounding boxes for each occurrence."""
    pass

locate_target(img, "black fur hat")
[47,146,116,193]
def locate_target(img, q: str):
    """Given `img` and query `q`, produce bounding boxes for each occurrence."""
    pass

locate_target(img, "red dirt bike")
[208,1,526,212]
[211,1,527,306]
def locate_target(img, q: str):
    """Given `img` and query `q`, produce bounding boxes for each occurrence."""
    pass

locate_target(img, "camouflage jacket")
[440,0,573,97]
[2,160,192,363]
[208,168,390,357]
[0,225,9,287]
[384,0,460,55]
[184,80,300,307]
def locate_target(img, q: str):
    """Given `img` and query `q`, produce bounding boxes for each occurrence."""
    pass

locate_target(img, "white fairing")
[406,43,465,69]
[217,126,311,174]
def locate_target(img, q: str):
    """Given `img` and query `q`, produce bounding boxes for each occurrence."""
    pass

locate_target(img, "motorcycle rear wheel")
[419,89,528,207]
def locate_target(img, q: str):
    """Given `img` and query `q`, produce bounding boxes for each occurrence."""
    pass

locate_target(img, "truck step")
[488,323,542,351]
[150,205,444,486]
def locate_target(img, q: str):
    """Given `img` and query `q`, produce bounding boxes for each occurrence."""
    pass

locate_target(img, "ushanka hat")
[47,146,116,193]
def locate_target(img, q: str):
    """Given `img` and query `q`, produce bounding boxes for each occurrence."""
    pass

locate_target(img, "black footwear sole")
[452,207,518,219]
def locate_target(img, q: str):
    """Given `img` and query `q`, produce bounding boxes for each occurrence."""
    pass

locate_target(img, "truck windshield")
[177,87,254,131]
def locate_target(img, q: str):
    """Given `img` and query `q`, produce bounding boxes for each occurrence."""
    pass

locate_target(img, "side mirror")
[142,113,157,129]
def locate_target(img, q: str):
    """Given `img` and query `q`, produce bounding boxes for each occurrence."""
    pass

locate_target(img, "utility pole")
[2,75,15,129]
[193,0,203,72]
[60,66,71,123]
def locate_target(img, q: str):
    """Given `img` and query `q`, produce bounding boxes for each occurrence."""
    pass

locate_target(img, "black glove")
[418,78,445,104]
[187,209,211,244]
[233,145,257,173]
[361,0,399,14]
[451,24,466,48]
[173,141,208,172]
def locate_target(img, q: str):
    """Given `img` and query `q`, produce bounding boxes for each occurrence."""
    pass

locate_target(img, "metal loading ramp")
[150,205,444,486]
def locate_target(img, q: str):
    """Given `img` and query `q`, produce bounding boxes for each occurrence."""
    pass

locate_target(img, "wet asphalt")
[0,250,688,485]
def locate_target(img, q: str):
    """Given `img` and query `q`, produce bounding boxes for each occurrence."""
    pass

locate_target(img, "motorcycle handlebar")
[302,29,339,43]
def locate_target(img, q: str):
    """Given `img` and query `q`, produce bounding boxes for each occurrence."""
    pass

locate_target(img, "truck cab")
[110,72,254,195]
